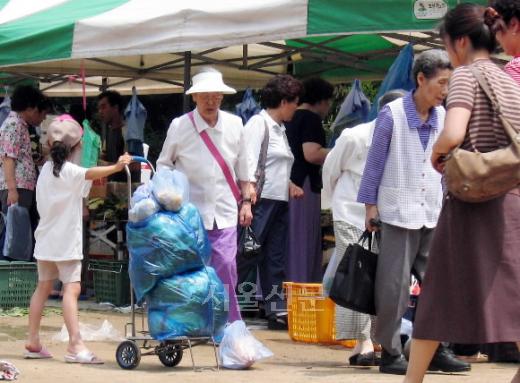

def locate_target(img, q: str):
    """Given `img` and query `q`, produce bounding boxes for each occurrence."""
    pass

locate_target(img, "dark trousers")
[237,198,288,317]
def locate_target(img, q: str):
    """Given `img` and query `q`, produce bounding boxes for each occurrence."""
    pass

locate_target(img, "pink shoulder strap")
[187,112,241,203]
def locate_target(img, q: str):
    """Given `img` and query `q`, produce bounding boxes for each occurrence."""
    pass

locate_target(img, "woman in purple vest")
[357,48,470,375]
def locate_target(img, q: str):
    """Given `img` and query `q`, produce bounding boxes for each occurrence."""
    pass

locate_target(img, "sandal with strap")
[24,345,53,359]
[64,350,104,364]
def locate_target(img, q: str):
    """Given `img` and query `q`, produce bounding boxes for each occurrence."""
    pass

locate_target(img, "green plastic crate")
[88,259,130,306]
[0,261,38,309]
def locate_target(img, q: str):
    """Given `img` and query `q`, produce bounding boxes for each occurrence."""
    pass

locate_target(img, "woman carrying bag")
[404,4,520,382]
[237,75,303,330]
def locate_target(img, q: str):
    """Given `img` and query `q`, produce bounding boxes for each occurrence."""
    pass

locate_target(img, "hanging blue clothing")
[329,79,370,147]
[367,43,415,120]
[124,87,146,156]
[0,95,11,128]
[235,88,261,124]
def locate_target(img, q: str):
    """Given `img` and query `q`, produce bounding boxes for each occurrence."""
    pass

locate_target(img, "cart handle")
[131,156,148,163]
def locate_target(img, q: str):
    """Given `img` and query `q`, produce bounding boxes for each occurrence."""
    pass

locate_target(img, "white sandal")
[64,350,104,364]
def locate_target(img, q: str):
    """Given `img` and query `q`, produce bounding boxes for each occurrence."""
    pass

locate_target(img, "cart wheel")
[158,343,183,367]
[116,341,141,370]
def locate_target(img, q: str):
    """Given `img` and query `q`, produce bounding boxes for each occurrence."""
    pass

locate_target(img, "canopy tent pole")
[182,51,191,113]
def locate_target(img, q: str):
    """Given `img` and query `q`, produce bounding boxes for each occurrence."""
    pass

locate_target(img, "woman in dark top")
[285,77,333,282]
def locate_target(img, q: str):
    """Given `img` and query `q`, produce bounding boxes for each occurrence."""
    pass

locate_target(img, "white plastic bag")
[219,320,273,369]
[52,320,124,342]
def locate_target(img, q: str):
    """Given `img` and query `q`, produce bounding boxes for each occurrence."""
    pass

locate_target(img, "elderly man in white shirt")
[157,67,252,323]
[237,75,304,330]
[322,89,406,366]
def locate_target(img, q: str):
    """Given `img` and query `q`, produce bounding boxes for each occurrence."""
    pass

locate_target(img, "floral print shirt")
[0,111,37,190]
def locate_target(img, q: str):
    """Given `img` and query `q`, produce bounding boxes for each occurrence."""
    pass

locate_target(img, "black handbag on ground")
[237,226,261,258]
[329,230,378,315]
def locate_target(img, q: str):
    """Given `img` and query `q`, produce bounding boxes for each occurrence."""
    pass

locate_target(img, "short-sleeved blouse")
[0,111,37,190]
[446,59,520,153]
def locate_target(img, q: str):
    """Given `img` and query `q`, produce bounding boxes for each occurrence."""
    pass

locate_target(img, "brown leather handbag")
[443,67,520,203]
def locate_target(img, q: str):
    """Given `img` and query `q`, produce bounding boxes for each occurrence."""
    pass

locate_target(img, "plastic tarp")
[329,79,370,146]
[0,1,488,92]
[367,43,416,120]
[0,1,489,67]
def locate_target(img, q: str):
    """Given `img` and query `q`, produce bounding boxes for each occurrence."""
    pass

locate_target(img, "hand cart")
[114,156,220,370]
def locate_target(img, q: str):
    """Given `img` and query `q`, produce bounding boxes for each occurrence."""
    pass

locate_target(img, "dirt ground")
[0,309,518,383]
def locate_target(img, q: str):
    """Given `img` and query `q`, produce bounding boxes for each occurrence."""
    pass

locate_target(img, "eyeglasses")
[196,93,223,102]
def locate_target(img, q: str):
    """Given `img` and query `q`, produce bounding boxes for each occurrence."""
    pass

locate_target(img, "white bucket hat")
[185,70,236,95]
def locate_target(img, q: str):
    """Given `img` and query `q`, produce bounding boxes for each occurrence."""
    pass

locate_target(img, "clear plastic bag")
[131,183,152,205]
[219,320,273,369]
[128,183,160,222]
[2,204,32,261]
[52,320,124,342]
[128,198,160,222]
[146,267,228,340]
[151,169,189,212]
[322,247,338,297]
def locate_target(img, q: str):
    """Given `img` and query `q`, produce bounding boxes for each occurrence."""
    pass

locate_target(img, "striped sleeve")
[446,67,477,111]
[504,57,520,87]
[357,106,393,205]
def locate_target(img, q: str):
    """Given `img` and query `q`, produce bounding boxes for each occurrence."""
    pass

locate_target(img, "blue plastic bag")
[151,169,189,212]
[3,204,32,261]
[147,267,229,340]
[127,205,211,301]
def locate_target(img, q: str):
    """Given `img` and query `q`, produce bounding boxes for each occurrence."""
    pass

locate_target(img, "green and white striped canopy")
[0,0,487,67]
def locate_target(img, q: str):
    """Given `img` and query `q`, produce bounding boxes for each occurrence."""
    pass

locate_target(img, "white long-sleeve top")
[156,108,249,230]
[246,110,294,201]
[322,120,375,230]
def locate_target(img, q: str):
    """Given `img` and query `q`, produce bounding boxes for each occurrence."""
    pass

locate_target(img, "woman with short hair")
[238,74,303,329]
[0,85,49,215]
[285,77,334,284]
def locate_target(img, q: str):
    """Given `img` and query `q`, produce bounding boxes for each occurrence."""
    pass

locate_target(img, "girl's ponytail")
[50,141,70,177]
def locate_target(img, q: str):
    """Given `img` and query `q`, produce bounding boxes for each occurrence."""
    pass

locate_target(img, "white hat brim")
[185,83,236,95]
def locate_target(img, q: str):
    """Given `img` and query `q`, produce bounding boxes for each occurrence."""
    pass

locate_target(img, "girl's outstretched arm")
[85,153,133,180]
